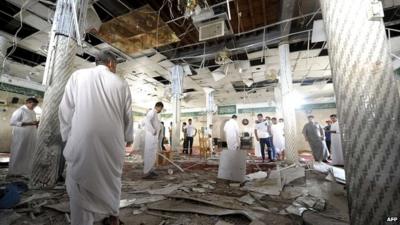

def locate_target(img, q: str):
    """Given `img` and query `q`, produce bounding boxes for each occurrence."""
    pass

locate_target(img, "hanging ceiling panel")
[96,5,179,54]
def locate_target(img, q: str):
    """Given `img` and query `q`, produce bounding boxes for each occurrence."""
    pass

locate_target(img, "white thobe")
[133,120,146,157]
[330,121,344,165]
[224,119,240,150]
[206,127,213,152]
[254,139,262,157]
[271,123,285,154]
[143,109,161,174]
[59,65,133,225]
[9,105,37,177]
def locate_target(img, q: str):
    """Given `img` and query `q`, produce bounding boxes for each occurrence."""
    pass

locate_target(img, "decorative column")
[320,0,400,224]
[279,42,299,164]
[170,65,185,159]
[203,87,215,130]
[0,36,11,74]
[274,86,283,118]
[31,0,89,188]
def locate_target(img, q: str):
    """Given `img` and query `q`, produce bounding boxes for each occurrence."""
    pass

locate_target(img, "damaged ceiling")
[1,0,400,110]
[96,5,180,54]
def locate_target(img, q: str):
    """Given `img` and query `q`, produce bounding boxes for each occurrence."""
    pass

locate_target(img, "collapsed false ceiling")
[95,5,180,54]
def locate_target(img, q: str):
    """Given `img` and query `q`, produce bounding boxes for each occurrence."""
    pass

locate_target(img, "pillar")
[0,36,11,74]
[274,86,283,118]
[31,0,89,188]
[203,87,215,130]
[170,65,184,158]
[320,0,400,224]
[278,43,299,164]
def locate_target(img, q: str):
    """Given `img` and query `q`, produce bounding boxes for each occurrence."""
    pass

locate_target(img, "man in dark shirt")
[324,120,332,158]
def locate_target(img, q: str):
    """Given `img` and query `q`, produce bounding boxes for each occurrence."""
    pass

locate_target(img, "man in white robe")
[59,51,133,225]
[271,118,285,160]
[224,115,240,151]
[206,124,214,154]
[9,97,39,177]
[143,102,163,178]
[302,115,329,162]
[329,114,344,165]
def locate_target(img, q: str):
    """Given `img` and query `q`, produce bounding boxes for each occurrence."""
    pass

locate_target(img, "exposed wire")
[1,0,33,75]
[156,0,169,48]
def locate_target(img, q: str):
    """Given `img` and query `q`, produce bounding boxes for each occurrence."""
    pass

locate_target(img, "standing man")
[9,97,39,177]
[160,122,166,151]
[255,114,275,162]
[254,120,262,158]
[59,51,133,225]
[271,117,285,160]
[182,122,188,154]
[329,114,344,166]
[143,102,164,178]
[264,116,276,161]
[186,119,197,155]
[206,124,214,154]
[224,115,240,151]
[324,120,332,158]
[168,121,173,147]
[302,115,328,162]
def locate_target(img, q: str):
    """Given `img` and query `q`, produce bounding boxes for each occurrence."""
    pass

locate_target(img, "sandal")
[102,216,125,225]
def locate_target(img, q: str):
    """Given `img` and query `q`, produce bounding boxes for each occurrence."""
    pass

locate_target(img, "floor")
[0,150,349,225]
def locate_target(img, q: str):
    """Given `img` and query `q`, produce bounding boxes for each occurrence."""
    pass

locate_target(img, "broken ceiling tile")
[96,5,179,54]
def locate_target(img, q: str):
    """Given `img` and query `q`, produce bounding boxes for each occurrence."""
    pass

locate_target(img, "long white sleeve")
[145,110,156,134]
[10,108,23,127]
[124,85,133,143]
[59,76,75,142]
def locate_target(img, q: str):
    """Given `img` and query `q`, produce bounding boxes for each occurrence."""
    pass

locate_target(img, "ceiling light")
[211,67,226,81]
[243,79,253,87]
[215,48,232,65]
[183,64,192,75]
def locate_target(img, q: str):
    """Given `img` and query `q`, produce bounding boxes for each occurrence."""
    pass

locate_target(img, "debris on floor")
[0,157,349,225]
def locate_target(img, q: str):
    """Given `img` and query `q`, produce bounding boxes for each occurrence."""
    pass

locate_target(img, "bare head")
[232,115,237,120]
[272,117,277,124]
[279,118,284,123]
[330,114,337,123]
[188,119,192,125]
[155,102,164,113]
[326,120,332,125]
[25,97,38,110]
[96,50,117,73]
[307,115,315,122]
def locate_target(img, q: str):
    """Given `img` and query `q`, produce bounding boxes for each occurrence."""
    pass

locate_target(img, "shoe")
[57,176,65,183]
[150,171,159,177]
[142,172,157,179]
[102,216,124,225]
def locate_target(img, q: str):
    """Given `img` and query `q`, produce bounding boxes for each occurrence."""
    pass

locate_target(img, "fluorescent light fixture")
[243,79,253,87]
[284,91,306,109]
[311,20,327,43]
[182,64,192,75]
[237,60,250,73]
[212,70,225,81]
[212,67,226,81]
